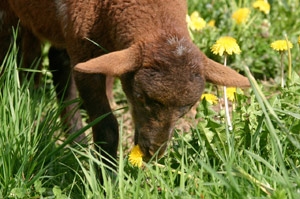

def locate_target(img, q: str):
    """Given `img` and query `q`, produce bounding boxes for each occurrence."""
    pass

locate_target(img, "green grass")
[1,0,300,198]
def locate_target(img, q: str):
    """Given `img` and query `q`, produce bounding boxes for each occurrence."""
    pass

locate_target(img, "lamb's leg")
[21,28,42,86]
[106,76,115,106]
[0,29,13,66]
[74,71,119,180]
[0,1,17,66]
[48,47,85,143]
[0,25,42,86]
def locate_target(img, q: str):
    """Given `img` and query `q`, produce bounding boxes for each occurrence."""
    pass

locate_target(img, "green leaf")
[53,186,68,199]
[10,187,27,198]
[34,180,46,195]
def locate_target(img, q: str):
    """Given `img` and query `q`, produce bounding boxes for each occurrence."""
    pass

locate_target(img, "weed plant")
[1,0,300,198]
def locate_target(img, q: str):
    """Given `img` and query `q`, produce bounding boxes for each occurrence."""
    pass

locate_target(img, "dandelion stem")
[285,34,292,80]
[223,55,232,131]
[280,52,284,88]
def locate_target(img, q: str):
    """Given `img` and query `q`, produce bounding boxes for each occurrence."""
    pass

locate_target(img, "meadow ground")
[1,0,300,198]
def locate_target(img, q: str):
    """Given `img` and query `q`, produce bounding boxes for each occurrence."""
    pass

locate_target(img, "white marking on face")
[167,35,181,45]
[167,36,190,56]
[175,44,187,56]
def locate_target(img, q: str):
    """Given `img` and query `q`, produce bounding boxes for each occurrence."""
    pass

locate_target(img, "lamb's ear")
[74,45,141,76]
[204,57,250,87]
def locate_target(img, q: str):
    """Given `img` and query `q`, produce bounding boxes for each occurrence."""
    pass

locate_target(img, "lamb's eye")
[152,100,163,107]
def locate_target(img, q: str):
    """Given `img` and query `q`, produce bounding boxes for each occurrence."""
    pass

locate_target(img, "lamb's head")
[74,36,250,161]
[121,37,206,160]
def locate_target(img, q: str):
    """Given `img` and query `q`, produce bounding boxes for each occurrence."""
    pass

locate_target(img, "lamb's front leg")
[48,47,85,143]
[74,71,119,170]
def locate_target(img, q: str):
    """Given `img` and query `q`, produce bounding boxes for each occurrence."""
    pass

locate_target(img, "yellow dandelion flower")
[188,11,206,31]
[270,40,293,52]
[211,36,241,56]
[201,93,218,104]
[226,87,240,101]
[298,36,300,45]
[207,20,216,27]
[129,145,144,167]
[232,8,251,24]
[253,0,271,14]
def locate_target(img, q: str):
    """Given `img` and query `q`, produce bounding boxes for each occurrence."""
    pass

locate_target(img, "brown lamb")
[1,0,250,172]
